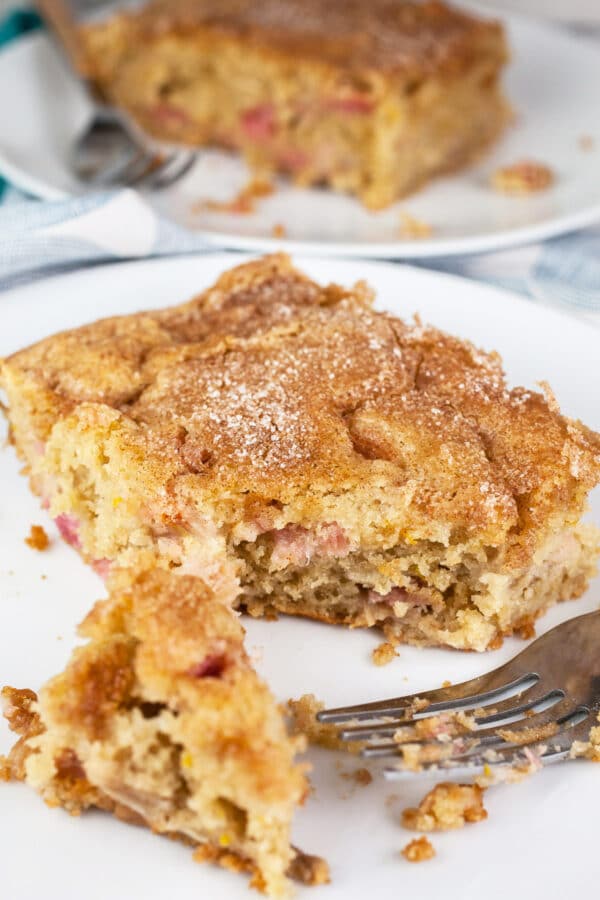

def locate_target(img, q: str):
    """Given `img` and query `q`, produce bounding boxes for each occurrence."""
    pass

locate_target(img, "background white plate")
[1,6,600,258]
[1,254,600,899]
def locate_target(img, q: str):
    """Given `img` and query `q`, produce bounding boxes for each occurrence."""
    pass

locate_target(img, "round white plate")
[1,7,600,258]
[1,254,599,900]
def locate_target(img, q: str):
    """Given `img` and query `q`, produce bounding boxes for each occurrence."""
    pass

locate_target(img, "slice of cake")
[1,569,309,897]
[1,254,600,651]
[79,0,510,209]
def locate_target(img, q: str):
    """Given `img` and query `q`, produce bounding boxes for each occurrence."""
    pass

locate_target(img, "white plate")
[1,254,600,900]
[1,7,600,258]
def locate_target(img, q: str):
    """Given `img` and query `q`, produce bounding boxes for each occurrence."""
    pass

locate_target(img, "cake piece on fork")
[79,0,510,209]
[1,569,309,897]
[1,253,599,651]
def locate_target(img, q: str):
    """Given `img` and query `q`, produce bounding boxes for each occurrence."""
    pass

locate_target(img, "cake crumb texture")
[402,782,487,831]
[371,641,398,666]
[402,835,436,862]
[25,524,50,551]
[491,160,554,194]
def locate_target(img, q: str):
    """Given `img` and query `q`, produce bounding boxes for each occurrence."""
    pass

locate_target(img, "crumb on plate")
[271,223,287,238]
[25,524,49,551]
[491,160,554,194]
[341,767,373,786]
[579,135,595,151]
[399,211,432,239]
[287,849,331,886]
[195,176,274,214]
[402,835,436,862]
[372,641,398,666]
[402,782,487,831]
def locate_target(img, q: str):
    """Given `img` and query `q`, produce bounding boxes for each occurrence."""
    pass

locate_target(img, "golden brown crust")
[82,0,506,80]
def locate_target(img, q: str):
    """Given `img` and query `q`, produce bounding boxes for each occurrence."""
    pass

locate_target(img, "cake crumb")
[25,524,49,551]
[491,160,554,195]
[271,223,287,238]
[497,721,558,746]
[196,177,274,214]
[341,766,373,786]
[402,783,487,831]
[399,211,432,239]
[570,713,600,762]
[0,755,10,782]
[288,849,331,886]
[402,835,436,863]
[372,641,398,666]
[442,680,452,688]
[514,616,536,639]
[193,843,255,877]
[288,694,360,752]
[579,135,595,151]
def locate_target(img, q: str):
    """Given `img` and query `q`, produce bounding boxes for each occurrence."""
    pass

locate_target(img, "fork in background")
[318,610,600,778]
[35,0,196,190]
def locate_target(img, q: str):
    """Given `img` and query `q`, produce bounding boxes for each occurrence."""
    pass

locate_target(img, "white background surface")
[1,254,600,899]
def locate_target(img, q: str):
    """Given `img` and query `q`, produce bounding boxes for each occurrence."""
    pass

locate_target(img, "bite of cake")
[1,568,309,897]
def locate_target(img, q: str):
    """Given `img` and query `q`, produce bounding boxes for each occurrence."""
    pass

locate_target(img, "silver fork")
[35,0,196,190]
[317,610,600,778]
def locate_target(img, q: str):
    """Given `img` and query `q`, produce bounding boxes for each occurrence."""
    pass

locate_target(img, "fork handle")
[33,0,104,101]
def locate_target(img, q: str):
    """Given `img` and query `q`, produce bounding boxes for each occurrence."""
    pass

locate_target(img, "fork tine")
[126,152,172,187]
[93,149,157,187]
[474,688,566,727]
[383,742,574,780]
[376,706,592,773]
[361,704,587,760]
[338,687,566,743]
[139,151,197,190]
[316,672,538,725]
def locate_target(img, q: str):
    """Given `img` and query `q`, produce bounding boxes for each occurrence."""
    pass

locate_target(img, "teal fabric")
[0,9,43,199]
[0,9,42,45]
